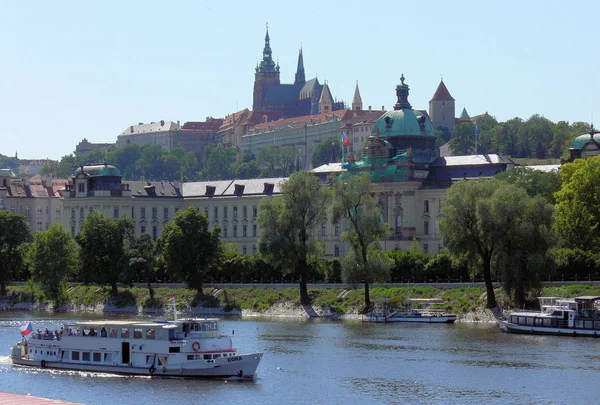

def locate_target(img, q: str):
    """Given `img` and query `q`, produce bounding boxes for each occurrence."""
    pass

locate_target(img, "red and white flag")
[20,322,33,336]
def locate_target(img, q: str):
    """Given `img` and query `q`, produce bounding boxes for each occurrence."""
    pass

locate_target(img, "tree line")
[447,114,590,160]
[2,157,600,313]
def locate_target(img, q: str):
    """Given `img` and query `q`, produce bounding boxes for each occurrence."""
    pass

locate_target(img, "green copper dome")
[570,133,600,150]
[74,164,122,177]
[372,75,435,138]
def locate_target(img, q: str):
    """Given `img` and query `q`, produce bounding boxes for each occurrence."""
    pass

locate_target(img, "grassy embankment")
[4,284,600,315]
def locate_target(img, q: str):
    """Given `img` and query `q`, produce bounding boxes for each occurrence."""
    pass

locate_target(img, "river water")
[1,312,600,404]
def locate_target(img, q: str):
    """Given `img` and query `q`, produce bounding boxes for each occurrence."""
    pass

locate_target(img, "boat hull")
[498,320,600,337]
[364,315,456,324]
[10,352,263,379]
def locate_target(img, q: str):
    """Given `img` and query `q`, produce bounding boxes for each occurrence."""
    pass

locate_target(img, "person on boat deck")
[76,328,81,336]
[100,327,107,337]
[88,328,97,336]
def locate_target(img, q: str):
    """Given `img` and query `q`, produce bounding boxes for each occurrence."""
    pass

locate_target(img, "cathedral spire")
[295,47,305,86]
[352,80,363,111]
[257,23,277,73]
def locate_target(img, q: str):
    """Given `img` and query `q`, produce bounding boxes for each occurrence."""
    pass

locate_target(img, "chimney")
[130,126,134,133]
[382,105,385,111]
[368,106,372,111]
[177,120,180,126]
[160,120,165,126]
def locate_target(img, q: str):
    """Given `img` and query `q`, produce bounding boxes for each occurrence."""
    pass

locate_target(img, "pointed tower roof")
[459,107,470,119]
[257,24,278,73]
[319,82,333,105]
[430,80,455,102]
[295,47,306,86]
[352,81,363,109]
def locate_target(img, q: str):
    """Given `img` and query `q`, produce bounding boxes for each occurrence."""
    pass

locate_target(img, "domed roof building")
[568,126,600,161]
[342,75,438,182]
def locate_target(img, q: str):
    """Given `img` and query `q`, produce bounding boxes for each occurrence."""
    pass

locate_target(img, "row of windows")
[204,205,257,220]
[222,224,258,238]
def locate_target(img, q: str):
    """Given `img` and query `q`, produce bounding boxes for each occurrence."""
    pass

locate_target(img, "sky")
[1,0,599,161]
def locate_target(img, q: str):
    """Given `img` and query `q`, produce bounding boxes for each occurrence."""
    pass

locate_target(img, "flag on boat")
[20,322,33,336]
[342,132,351,146]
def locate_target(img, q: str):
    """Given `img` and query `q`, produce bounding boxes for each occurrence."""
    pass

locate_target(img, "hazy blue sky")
[1,0,598,160]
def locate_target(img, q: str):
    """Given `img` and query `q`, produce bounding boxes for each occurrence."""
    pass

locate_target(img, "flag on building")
[474,123,480,138]
[20,322,33,336]
[342,132,351,146]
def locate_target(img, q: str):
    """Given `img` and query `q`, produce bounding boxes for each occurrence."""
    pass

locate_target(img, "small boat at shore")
[364,298,457,324]
[10,313,263,379]
[499,296,600,337]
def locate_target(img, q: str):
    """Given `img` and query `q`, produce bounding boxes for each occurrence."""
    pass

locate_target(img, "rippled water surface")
[1,312,600,404]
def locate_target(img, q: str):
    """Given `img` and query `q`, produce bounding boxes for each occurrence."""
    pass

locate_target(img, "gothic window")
[424,221,429,235]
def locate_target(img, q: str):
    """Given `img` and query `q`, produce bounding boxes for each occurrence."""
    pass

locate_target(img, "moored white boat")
[11,316,263,379]
[364,298,457,324]
[499,296,600,337]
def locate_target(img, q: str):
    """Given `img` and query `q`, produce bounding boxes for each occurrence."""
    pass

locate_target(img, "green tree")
[331,173,390,311]
[231,152,260,179]
[199,146,237,180]
[136,145,166,179]
[449,122,477,155]
[126,234,156,304]
[76,212,134,294]
[257,146,296,177]
[157,207,222,295]
[554,156,600,249]
[29,224,77,307]
[495,166,561,203]
[312,138,341,167]
[258,171,329,305]
[494,187,554,307]
[0,211,32,295]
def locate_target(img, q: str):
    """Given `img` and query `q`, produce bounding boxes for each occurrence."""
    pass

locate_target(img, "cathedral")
[252,27,344,118]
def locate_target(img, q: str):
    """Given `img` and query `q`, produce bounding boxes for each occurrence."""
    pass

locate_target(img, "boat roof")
[574,296,600,302]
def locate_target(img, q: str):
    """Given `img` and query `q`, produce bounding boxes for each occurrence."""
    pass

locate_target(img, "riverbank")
[2,283,598,322]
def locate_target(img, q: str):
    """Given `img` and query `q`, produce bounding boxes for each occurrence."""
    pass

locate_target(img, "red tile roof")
[252,109,351,131]
[430,80,455,102]
[181,119,224,131]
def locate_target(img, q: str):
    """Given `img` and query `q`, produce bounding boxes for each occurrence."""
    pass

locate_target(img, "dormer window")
[234,184,245,196]
[263,183,274,194]
[205,186,216,196]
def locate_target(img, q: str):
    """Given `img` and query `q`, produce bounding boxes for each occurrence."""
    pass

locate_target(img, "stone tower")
[352,81,363,111]
[429,79,456,132]
[253,26,281,111]
[318,82,333,113]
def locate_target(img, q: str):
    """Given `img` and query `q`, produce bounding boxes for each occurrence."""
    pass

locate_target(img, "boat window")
[82,352,90,361]
[104,353,112,362]
[543,319,552,326]
[551,310,563,317]
[121,328,130,338]
[158,356,167,366]
[93,352,102,362]
[526,317,534,325]
[518,317,526,325]
[109,328,118,338]
[168,347,180,353]
[213,354,221,359]
[134,328,143,339]
[535,318,542,326]
[203,354,211,360]
[72,352,80,361]
[187,355,195,360]
[146,329,155,340]
[586,321,594,329]
[146,355,152,365]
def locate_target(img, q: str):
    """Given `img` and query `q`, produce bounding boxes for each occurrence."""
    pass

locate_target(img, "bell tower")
[253,24,281,111]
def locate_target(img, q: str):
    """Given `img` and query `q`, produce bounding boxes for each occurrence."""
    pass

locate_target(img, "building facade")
[116,121,181,152]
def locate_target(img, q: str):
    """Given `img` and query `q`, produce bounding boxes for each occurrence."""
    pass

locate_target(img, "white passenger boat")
[499,296,600,337]
[10,316,263,379]
[364,298,457,324]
